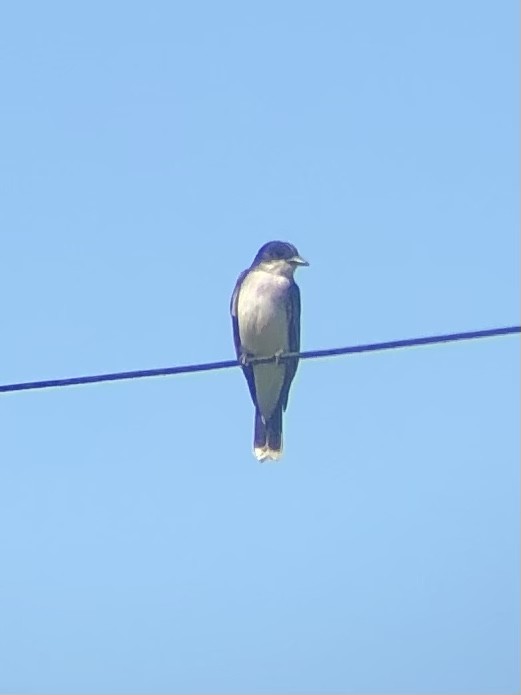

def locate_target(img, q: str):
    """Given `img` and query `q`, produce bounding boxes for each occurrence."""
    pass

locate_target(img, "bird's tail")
[253,407,283,462]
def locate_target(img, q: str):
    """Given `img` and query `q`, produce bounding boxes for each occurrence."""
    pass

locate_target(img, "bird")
[230,241,309,461]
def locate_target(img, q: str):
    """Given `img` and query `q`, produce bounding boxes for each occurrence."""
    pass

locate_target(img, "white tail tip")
[254,447,283,462]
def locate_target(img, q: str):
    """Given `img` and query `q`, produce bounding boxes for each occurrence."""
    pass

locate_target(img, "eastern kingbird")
[231,241,308,461]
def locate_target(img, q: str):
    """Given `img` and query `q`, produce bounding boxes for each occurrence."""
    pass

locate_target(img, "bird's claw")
[239,352,252,366]
[274,349,285,365]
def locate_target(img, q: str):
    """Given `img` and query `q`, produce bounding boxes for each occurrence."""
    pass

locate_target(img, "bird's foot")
[273,349,285,365]
[239,351,254,366]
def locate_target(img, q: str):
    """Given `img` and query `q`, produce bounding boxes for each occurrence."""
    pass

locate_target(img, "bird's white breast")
[236,269,291,420]
[237,269,290,356]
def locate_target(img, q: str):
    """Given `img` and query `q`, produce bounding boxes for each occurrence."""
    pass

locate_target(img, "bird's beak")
[290,255,309,266]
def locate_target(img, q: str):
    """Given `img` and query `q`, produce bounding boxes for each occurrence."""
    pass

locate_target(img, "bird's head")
[252,241,309,277]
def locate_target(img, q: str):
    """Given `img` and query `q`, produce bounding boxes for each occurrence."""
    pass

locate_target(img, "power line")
[0,325,519,395]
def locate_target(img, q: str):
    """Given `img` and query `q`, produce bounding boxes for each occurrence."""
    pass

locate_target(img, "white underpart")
[237,266,291,421]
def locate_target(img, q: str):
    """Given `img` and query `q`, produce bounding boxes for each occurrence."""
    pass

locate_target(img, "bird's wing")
[280,282,301,411]
[230,269,257,404]
[230,269,248,358]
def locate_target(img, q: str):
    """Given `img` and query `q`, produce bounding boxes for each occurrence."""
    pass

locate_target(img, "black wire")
[0,325,519,394]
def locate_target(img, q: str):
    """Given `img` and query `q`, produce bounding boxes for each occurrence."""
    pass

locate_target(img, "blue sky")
[0,1,519,693]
